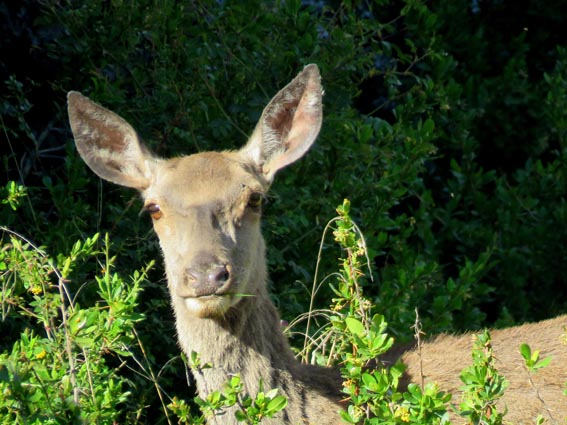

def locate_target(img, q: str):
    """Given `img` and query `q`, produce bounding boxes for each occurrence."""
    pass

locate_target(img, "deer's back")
[398,315,567,423]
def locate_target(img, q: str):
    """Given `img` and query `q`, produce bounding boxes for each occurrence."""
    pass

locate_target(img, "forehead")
[147,151,263,206]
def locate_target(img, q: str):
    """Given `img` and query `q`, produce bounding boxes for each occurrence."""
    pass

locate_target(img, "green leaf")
[345,317,365,337]
[519,343,531,361]
[361,372,378,391]
[535,356,552,370]
[266,395,288,414]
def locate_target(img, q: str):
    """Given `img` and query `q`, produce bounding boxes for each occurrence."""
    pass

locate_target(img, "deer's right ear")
[240,64,323,182]
[67,91,153,190]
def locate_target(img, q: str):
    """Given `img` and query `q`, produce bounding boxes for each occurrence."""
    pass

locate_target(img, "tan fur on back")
[396,315,567,424]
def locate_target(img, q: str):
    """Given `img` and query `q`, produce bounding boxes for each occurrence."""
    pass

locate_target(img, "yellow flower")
[394,406,410,422]
[36,350,47,360]
[30,286,43,295]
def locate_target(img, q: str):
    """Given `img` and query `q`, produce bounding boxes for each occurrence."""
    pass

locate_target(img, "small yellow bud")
[30,286,43,295]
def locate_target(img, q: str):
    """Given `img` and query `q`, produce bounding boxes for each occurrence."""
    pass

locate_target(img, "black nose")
[184,261,230,297]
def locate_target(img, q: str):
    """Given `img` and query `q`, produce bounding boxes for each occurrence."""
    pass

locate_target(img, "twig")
[524,364,557,424]
[412,308,425,389]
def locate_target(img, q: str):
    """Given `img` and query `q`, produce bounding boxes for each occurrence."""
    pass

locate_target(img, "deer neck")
[170,260,298,397]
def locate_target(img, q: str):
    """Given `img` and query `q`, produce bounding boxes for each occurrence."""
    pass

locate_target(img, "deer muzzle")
[176,254,232,298]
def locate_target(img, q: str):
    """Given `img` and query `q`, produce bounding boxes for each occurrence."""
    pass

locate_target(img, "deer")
[383,314,567,423]
[68,64,567,424]
[68,65,343,424]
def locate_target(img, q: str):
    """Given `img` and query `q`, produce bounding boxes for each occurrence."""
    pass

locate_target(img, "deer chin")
[182,294,236,318]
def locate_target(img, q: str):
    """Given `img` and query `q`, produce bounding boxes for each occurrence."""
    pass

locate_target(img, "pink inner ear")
[265,101,297,143]
[264,82,322,175]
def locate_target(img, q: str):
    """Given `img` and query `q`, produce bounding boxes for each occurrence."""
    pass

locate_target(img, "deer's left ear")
[240,64,323,181]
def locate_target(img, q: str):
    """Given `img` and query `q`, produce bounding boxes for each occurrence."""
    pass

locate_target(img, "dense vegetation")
[1,0,566,423]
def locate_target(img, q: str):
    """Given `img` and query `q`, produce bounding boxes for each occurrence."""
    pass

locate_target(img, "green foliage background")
[1,0,566,422]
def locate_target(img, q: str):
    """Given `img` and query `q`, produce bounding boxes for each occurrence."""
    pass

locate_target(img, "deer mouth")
[181,291,236,318]
[176,278,234,299]
[191,283,232,298]
[173,268,242,318]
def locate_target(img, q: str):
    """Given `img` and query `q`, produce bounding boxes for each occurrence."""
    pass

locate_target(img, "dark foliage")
[1,0,566,422]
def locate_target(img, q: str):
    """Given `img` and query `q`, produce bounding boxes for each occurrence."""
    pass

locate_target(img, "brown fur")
[384,315,567,424]
[68,65,567,424]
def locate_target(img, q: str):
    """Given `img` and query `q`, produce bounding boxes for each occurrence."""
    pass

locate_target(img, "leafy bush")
[0,228,151,423]
[2,0,566,422]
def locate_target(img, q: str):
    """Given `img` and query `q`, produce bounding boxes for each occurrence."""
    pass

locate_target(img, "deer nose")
[184,263,231,297]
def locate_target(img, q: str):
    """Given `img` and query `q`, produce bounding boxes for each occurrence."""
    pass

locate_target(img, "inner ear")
[262,82,321,174]
[264,101,297,147]
[240,64,323,181]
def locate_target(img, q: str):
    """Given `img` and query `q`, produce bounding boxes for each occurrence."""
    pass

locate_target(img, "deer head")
[68,64,322,319]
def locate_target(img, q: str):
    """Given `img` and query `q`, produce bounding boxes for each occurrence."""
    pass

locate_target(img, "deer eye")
[247,193,263,209]
[145,203,163,220]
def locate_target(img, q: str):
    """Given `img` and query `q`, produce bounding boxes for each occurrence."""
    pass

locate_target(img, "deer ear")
[241,64,323,181]
[67,92,154,190]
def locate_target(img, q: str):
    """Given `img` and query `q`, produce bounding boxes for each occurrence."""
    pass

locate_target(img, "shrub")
[2,0,566,422]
